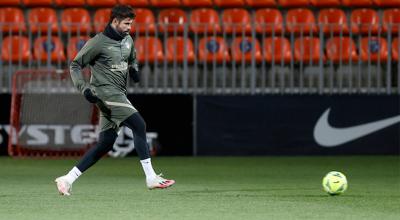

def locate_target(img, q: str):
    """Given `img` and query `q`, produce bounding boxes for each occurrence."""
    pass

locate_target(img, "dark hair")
[109,5,136,23]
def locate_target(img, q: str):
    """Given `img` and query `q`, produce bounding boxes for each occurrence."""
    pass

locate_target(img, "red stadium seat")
[342,0,373,7]
[0,0,20,6]
[263,37,291,63]
[190,8,221,34]
[34,36,66,62]
[118,0,150,7]
[325,37,358,63]
[392,37,400,61]
[245,0,276,7]
[278,0,309,7]
[61,8,91,34]
[135,37,164,63]
[132,8,156,35]
[286,8,317,35]
[87,0,117,7]
[198,37,230,63]
[214,0,245,7]
[165,37,195,63]
[360,37,388,62]
[231,37,262,63]
[351,9,379,34]
[182,0,213,7]
[383,9,400,34]
[150,0,181,7]
[1,36,31,62]
[0,8,26,33]
[158,9,187,34]
[222,8,252,34]
[28,8,58,34]
[294,37,323,63]
[374,0,400,6]
[255,8,283,34]
[22,0,52,6]
[67,36,90,61]
[318,8,349,35]
[54,0,85,6]
[94,9,112,33]
[311,0,340,7]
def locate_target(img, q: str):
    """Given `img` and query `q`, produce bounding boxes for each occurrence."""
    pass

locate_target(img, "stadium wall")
[1,94,399,156]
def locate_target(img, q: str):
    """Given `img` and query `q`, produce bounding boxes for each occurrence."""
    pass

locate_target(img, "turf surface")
[0,156,399,220]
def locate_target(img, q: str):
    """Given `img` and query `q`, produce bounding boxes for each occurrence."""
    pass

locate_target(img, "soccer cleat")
[146,174,175,190]
[55,176,72,196]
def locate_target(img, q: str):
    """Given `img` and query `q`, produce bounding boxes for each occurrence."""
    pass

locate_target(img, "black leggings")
[76,112,151,172]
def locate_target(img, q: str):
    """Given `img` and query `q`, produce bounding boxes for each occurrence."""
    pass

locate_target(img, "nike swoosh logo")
[314,108,400,147]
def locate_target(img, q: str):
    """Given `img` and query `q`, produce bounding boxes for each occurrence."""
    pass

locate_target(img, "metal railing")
[0,22,399,94]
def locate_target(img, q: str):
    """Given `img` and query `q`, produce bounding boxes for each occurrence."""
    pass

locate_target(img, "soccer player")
[55,5,175,196]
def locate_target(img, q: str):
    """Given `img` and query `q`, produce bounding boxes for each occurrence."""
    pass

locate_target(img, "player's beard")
[115,26,129,37]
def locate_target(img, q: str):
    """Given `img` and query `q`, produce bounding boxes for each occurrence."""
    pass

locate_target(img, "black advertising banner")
[197,95,400,155]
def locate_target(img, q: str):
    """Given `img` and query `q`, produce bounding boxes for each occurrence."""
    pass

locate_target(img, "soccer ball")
[322,171,348,195]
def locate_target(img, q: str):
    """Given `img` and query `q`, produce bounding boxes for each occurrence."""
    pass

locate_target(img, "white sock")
[64,166,82,184]
[140,158,157,180]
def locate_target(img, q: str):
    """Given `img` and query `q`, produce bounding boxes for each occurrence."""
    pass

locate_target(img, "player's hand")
[83,88,99,103]
[129,63,140,83]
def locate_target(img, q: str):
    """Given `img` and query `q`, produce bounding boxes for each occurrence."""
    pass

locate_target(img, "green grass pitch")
[0,156,399,220]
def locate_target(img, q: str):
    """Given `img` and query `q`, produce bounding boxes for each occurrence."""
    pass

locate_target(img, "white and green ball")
[322,171,348,195]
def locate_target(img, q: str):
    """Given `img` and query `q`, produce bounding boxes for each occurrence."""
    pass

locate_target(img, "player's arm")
[128,41,140,83]
[70,36,101,103]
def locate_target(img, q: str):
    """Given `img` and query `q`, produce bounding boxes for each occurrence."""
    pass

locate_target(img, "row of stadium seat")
[2,35,398,64]
[1,7,400,35]
[1,0,400,8]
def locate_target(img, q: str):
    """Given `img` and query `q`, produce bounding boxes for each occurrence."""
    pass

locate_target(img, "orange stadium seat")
[1,36,31,62]
[294,37,322,63]
[182,0,213,7]
[374,0,400,6]
[263,37,291,63]
[54,0,85,6]
[245,0,276,7]
[118,0,150,7]
[61,8,91,34]
[28,8,58,34]
[132,8,156,35]
[135,37,164,63]
[0,8,26,33]
[326,37,358,63]
[94,9,112,33]
[255,8,283,35]
[198,37,230,63]
[351,9,379,34]
[165,37,195,63]
[231,37,262,63]
[278,0,310,7]
[222,9,252,34]
[87,0,117,7]
[214,0,245,7]
[342,0,373,7]
[360,37,388,62]
[190,8,221,34]
[0,0,20,6]
[286,8,317,35]
[23,0,53,6]
[67,36,90,61]
[150,0,181,7]
[383,9,400,34]
[392,37,400,61]
[34,36,66,62]
[158,9,187,34]
[318,8,349,35]
[311,0,340,7]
